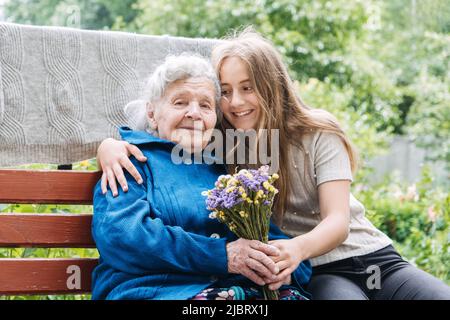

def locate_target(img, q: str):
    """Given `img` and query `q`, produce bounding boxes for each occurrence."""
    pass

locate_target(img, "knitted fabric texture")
[0,22,220,165]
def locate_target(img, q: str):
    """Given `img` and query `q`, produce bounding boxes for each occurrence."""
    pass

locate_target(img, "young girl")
[96,28,450,299]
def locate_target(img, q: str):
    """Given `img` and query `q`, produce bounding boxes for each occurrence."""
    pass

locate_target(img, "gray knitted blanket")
[0,22,220,166]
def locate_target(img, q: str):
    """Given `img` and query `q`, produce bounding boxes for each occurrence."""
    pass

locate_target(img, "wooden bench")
[0,169,102,296]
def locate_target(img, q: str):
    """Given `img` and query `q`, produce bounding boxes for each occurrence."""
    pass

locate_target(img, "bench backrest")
[0,169,101,296]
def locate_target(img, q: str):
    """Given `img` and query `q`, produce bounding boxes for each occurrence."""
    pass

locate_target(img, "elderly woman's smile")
[147,77,217,152]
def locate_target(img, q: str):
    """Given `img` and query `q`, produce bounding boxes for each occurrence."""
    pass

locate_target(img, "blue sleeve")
[92,157,229,276]
[268,222,312,287]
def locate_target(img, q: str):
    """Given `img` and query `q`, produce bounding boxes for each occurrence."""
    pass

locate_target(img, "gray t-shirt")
[280,130,392,267]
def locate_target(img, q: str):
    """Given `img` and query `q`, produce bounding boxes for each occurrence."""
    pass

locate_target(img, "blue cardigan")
[91,127,312,300]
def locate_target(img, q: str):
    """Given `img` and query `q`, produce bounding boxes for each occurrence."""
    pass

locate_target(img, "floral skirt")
[190,286,309,300]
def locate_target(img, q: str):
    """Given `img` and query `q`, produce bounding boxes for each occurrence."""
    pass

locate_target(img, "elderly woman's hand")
[97,138,147,196]
[226,238,281,286]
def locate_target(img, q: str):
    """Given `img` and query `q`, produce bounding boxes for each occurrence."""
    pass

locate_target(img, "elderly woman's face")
[147,77,217,152]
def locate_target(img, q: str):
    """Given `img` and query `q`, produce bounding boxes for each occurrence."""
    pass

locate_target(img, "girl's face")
[219,57,261,130]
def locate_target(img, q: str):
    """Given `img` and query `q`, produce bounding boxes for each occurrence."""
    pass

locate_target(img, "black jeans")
[306,245,450,300]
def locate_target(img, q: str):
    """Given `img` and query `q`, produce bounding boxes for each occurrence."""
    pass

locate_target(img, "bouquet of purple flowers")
[203,165,280,300]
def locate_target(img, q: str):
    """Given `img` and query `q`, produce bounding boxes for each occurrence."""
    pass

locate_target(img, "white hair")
[124,53,221,131]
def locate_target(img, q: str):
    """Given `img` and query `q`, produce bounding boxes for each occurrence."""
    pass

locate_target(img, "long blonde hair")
[211,27,358,225]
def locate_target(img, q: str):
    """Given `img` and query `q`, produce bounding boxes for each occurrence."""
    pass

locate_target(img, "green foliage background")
[1,0,449,299]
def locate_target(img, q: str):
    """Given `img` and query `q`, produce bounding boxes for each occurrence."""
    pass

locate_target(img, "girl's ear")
[146,102,157,130]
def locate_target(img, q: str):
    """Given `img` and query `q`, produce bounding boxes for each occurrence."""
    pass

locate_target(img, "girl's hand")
[265,273,291,291]
[265,238,304,287]
[97,138,147,196]
[226,238,281,286]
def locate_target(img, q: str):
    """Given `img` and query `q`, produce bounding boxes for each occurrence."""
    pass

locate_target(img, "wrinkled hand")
[97,138,147,196]
[263,239,304,289]
[226,238,281,286]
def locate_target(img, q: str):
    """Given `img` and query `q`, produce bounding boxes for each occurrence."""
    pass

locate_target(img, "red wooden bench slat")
[0,258,98,295]
[0,169,102,295]
[0,213,95,247]
[0,170,102,204]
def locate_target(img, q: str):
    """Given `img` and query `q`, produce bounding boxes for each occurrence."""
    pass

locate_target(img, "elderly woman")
[91,54,311,300]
